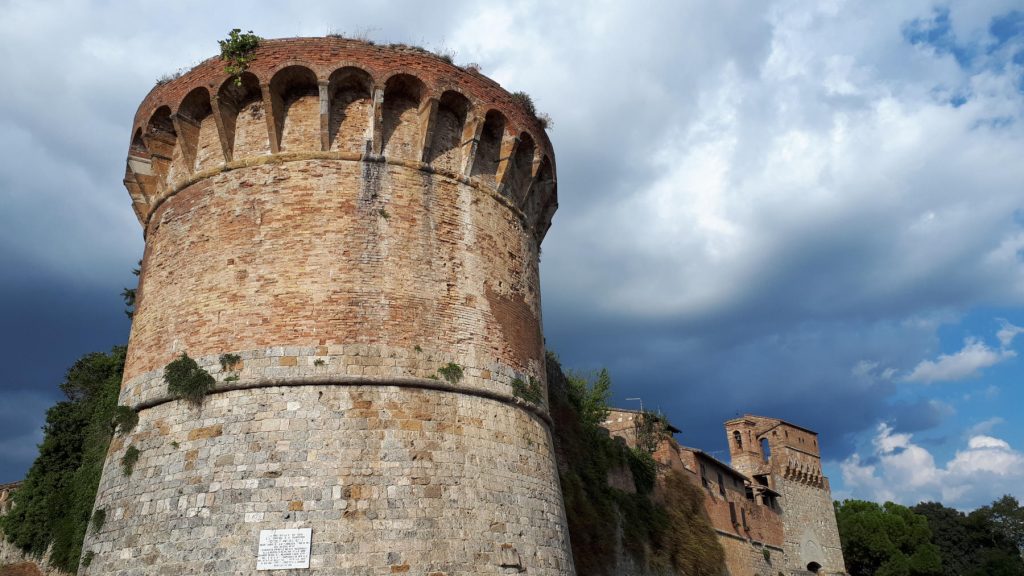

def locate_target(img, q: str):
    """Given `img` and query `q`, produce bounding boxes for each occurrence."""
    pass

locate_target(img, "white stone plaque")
[256,528,312,570]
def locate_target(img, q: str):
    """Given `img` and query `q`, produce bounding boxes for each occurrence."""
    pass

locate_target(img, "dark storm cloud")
[2,0,1023,502]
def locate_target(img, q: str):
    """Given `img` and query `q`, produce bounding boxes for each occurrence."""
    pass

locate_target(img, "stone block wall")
[776,478,845,575]
[82,386,571,575]
[717,534,784,576]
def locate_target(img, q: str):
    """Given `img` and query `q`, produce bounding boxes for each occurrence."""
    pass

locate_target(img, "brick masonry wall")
[87,39,573,575]
[123,160,543,390]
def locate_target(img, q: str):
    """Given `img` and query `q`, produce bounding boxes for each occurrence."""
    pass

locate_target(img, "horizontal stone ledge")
[132,374,553,427]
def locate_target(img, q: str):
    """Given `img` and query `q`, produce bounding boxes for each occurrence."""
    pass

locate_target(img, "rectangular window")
[717,472,725,496]
[741,508,748,529]
[729,502,737,525]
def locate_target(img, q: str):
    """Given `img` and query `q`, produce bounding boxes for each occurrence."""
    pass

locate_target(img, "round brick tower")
[82,37,570,575]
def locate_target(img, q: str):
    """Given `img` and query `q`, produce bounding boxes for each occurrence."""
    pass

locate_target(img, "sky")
[0,0,1022,510]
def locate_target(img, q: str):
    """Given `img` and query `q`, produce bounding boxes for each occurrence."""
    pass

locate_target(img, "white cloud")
[996,319,1024,348]
[841,422,1024,509]
[903,337,1015,383]
[968,417,1005,435]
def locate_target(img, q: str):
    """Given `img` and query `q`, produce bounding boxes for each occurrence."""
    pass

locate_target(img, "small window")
[760,438,771,461]
[717,472,725,496]
[741,508,748,529]
[729,502,737,525]
[733,430,743,448]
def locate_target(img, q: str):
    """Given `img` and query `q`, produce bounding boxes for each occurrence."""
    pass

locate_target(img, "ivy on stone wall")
[546,352,725,576]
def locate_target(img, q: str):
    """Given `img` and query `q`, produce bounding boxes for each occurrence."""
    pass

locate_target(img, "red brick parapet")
[123,37,557,243]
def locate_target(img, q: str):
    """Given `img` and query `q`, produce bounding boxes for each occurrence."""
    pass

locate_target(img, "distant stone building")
[603,410,847,576]
[725,415,847,575]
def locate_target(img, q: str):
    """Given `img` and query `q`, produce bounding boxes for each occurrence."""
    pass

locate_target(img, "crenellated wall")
[84,37,572,576]
[726,415,847,575]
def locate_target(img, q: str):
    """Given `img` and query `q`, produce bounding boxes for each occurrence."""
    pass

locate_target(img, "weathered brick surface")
[89,39,572,575]
[123,38,558,242]
[603,410,847,576]
[726,416,847,575]
[124,160,543,389]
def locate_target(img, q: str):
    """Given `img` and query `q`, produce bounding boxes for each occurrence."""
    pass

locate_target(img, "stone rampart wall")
[83,386,572,575]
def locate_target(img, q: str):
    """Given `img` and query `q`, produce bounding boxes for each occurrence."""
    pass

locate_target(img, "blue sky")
[0,0,1022,510]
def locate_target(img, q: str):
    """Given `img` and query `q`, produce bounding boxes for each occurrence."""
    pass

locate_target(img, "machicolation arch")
[124,38,557,243]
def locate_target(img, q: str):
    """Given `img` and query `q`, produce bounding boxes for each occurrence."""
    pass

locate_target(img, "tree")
[835,499,943,576]
[912,501,1024,576]
[1,347,127,572]
[976,496,1024,558]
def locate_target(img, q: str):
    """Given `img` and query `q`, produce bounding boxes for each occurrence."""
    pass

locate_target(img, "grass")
[512,376,544,405]
[111,405,138,436]
[120,446,140,476]
[164,353,215,406]
[219,353,241,371]
[90,508,106,532]
[437,363,463,384]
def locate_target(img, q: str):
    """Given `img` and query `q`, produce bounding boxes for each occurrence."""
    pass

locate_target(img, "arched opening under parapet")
[522,155,552,229]
[270,66,320,152]
[145,106,176,185]
[470,109,505,185]
[733,430,743,449]
[505,132,535,204]
[130,128,147,156]
[177,87,223,173]
[426,90,471,172]
[807,561,822,573]
[381,74,426,160]
[327,67,373,154]
[218,72,268,159]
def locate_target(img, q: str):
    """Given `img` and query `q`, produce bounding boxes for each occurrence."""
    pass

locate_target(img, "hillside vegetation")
[546,352,725,576]
[1,347,126,573]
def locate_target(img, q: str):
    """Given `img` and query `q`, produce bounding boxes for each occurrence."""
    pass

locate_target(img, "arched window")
[381,74,426,160]
[807,561,822,573]
[217,72,267,159]
[733,430,743,449]
[269,66,319,152]
[425,90,471,171]
[327,67,373,154]
[504,132,535,204]
[470,109,505,185]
